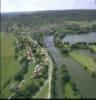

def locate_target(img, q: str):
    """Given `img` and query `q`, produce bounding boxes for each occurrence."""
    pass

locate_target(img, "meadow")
[1,33,20,97]
[70,52,96,73]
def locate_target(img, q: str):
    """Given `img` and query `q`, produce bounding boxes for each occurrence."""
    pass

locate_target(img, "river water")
[62,32,96,44]
[44,35,96,98]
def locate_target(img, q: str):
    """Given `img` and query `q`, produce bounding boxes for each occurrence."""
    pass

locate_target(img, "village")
[7,33,50,98]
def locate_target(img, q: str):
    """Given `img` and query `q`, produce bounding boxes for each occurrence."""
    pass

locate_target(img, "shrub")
[62,73,70,83]
[26,81,40,96]
[14,71,24,81]
[38,78,44,86]
[92,72,96,79]
[51,80,57,97]
[22,67,29,74]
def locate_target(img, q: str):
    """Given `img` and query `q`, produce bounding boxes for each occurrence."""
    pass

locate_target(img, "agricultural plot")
[1,33,20,97]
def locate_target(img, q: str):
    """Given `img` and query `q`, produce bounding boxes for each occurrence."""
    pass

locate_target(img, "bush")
[92,72,96,79]
[51,63,57,97]
[51,80,57,97]
[26,81,40,96]
[32,48,36,53]
[64,73,70,81]
[22,67,29,74]
[71,42,88,49]
[43,74,48,79]
[38,78,44,86]
[15,90,31,98]
[91,24,96,32]
[14,71,24,81]
[61,64,68,73]
[61,48,70,56]
[15,80,41,98]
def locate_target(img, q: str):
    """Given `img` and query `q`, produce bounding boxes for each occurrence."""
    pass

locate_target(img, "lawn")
[70,52,96,72]
[1,33,20,98]
[24,63,35,79]
[20,63,35,90]
[34,82,49,98]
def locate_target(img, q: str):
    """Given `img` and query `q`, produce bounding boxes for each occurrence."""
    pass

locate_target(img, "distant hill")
[1,10,96,33]
[2,10,96,20]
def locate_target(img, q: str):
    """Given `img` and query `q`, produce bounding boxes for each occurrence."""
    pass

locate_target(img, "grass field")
[1,33,20,98]
[70,52,96,72]
[20,63,35,91]
[64,83,80,98]
[35,82,49,98]
[91,45,96,52]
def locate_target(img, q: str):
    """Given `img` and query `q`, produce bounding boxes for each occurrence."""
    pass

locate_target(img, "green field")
[91,45,96,52]
[64,83,80,98]
[70,52,96,72]
[1,33,20,98]
[35,82,49,98]
[20,63,35,91]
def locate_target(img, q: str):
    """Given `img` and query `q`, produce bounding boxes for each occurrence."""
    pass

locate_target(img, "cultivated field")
[1,33,20,97]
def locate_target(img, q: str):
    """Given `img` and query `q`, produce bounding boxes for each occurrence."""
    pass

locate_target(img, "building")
[33,63,44,78]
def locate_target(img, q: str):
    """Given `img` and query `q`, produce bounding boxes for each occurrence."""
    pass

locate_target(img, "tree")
[63,73,70,83]
[26,81,39,96]
[14,71,24,81]
[91,24,96,32]
[92,72,96,78]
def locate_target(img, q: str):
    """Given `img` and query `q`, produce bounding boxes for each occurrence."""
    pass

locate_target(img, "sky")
[1,0,96,13]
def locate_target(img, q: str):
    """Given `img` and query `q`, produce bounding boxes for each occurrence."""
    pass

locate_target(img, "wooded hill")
[1,10,96,33]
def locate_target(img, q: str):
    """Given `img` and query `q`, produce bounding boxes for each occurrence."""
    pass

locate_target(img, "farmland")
[1,33,20,97]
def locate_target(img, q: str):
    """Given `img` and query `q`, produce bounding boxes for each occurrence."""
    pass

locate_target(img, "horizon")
[1,9,96,14]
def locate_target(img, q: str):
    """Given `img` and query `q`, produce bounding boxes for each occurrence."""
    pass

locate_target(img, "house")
[33,41,38,48]
[33,63,44,78]
[26,46,33,61]
[40,48,44,55]
[36,47,44,56]
[44,58,49,65]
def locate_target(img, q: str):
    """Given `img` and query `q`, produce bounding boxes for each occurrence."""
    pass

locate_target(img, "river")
[44,35,96,98]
